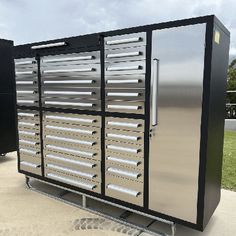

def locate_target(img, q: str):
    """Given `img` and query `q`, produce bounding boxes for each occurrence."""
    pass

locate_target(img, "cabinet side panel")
[203,20,230,228]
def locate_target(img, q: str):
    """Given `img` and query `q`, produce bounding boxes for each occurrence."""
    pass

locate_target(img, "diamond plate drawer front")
[15,58,39,107]
[105,174,143,206]
[45,169,101,194]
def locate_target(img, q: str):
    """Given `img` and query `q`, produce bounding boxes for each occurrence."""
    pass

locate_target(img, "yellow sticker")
[214,30,220,44]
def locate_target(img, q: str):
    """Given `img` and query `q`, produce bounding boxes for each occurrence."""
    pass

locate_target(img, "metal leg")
[82,195,87,208]
[25,176,32,189]
[171,223,176,236]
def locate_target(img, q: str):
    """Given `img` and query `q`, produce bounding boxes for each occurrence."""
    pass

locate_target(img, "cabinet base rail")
[25,176,176,236]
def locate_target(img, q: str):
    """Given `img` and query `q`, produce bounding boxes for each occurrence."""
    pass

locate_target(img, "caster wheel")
[0,153,6,157]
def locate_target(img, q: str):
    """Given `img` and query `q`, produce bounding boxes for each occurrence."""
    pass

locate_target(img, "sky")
[0,0,235,62]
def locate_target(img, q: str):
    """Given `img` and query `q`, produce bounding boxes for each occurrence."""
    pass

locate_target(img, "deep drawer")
[105,117,144,132]
[105,174,143,206]
[20,161,41,175]
[45,169,101,193]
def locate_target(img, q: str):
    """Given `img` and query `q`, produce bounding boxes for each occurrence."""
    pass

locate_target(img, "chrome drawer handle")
[17,90,37,94]
[16,71,36,75]
[44,91,93,96]
[18,122,37,127]
[46,154,96,168]
[107,105,141,110]
[20,161,40,168]
[47,173,96,190]
[46,145,95,158]
[107,145,139,154]
[106,65,142,71]
[43,55,94,63]
[107,156,140,166]
[107,167,140,179]
[43,80,94,84]
[17,100,36,104]
[44,101,94,107]
[45,125,95,135]
[43,68,95,74]
[45,115,96,124]
[31,42,67,49]
[106,51,141,58]
[15,60,36,65]
[18,112,38,117]
[106,37,142,45]
[20,148,39,155]
[46,135,95,146]
[19,140,39,146]
[47,164,96,179]
[106,92,139,97]
[107,121,140,128]
[16,81,35,85]
[107,184,140,197]
[19,131,38,136]
[106,79,140,84]
[107,133,139,141]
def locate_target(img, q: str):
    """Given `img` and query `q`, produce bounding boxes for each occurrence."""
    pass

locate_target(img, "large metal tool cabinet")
[14,15,230,231]
[0,39,16,155]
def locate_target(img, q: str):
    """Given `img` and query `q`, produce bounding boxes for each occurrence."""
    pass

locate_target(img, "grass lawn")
[222,131,236,191]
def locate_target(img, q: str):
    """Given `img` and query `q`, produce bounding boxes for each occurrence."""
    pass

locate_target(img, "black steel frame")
[14,15,230,231]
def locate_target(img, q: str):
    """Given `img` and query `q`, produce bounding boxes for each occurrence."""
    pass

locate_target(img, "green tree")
[226,59,236,104]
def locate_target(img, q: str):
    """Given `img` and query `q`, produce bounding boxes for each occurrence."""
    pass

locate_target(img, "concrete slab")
[0,152,236,236]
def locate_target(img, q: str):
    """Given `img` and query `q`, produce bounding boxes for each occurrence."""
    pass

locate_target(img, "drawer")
[105,60,145,76]
[45,143,100,160]
[105,128,144,145]
[105,100,144,114]
[105,174,143,206]
[18,120,40,132]
[105,32,146,50]
[105,117,144,132]
[41,51,100,66]
[43,112,101,127]
[19,139,40,151]
[105,140,143,158]
[42,97,101,111]
[20,154,41,165]
[105,162,143,183]
[16,87,39,105]
[105,88,145,101]
[105,74,145,88]
[20,161,41,175]
[106,152,144,171]
[44,151,101,173]
[42,87,100,100]
[45,161,100,183]
[105,46,146,63]
[15,58,37,70]
[19,146,41,158]
[18,110,40,122]
[45,169,101,193]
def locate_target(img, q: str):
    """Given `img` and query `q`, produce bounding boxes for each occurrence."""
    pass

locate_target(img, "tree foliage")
[227,59,236,104]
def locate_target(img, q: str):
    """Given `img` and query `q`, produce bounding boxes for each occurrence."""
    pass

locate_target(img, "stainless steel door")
[149,24,206,223]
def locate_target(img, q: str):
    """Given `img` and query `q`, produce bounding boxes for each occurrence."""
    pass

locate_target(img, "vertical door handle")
[151,58,159,126]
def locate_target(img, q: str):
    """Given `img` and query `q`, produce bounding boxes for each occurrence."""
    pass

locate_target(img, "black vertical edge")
[196,16,214,230]
[144,30,152,209]
[100,35,106,195]
[36,54,45,177]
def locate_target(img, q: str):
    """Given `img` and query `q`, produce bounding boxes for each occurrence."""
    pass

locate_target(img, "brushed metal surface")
[149,24,206,223]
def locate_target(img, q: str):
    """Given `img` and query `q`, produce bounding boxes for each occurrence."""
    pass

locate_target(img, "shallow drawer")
[105,60,145,76]
[45,143,100,160]
[105,140,143,158]
[45,169,101,193]
[15,58,37,70]
[105,128,144,145]
[43,112,101,128]
[105,32,146,50]
[105,74,145,88]
[105,162,143,183]
[105,46,146,63]
[19,146,41,158]
[42,97,101,111]
[105,174,143,206]
[105,88,145,101]
[18,110,40,123]
[105,117,144,132]
[42,87,100,100]
[18,120,40,132]
[106,153,144,171]
[44,151,101,173]
[105,100,144,114]
[41,51,100,66]
[20,154,41,165]
[19,141,40,152]
[20,161,41,175]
